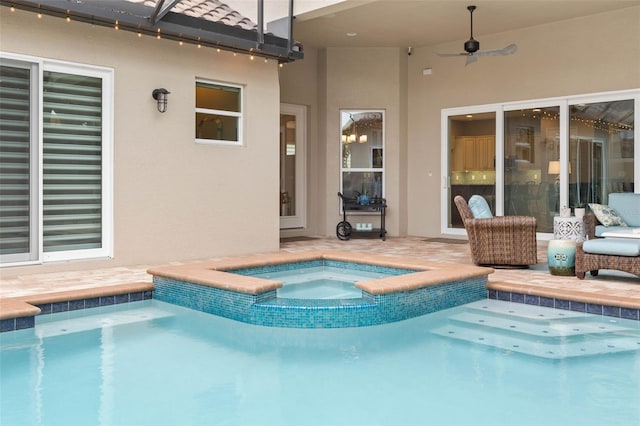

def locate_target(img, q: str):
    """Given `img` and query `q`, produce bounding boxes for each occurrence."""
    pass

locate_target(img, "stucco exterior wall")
[406,6,640,236]
[1,9,281,276]
[280,6,639,240]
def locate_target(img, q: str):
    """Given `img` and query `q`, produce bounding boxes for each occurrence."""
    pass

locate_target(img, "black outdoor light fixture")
[152,88,170,113]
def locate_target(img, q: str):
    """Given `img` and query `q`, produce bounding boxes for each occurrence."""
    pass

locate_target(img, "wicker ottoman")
[576,238,640,279]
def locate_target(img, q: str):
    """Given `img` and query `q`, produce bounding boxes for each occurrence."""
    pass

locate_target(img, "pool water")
[242,264,404,299]
[2,300,639,426]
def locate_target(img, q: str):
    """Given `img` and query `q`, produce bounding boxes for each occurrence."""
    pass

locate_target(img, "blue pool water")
[247,265,402,299]
[2,299,639,426]
[229,261,415,299]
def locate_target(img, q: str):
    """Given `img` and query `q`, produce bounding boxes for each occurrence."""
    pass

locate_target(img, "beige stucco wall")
[407,6,640,236]
[1,9,281,277]
[281,46,407,237]
[281,6,639,239]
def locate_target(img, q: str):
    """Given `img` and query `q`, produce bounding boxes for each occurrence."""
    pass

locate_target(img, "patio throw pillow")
[588,203,628,227]
[468,195,493,219]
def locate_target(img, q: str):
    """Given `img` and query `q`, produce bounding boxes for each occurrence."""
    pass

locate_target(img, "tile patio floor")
[1,236,638,307]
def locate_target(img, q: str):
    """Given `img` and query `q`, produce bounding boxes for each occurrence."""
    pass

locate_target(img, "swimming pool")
[2,299,639,426]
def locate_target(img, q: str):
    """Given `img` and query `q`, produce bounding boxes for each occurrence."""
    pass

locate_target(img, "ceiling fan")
[438,5,517,65]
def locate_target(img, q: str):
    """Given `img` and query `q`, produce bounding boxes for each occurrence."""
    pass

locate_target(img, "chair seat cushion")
[582,238,640,257]
[468,195,493,219]
[595,225,631,237]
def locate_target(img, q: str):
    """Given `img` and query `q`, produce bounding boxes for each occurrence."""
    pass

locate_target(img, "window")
[0,54,113,266]
[340,110,384,201]
[195,80,243,145]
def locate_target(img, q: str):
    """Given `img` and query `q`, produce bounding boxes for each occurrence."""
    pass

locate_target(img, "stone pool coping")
[0,282,154,332]
[147,250,494,295]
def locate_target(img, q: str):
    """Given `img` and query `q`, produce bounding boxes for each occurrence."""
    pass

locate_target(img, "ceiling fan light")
[464,39,480,53]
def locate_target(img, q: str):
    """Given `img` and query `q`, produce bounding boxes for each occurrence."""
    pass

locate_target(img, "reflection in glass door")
[447,112,496,229]
[569,99,634,206]
[280,104,306,229]
[504,106,559,233]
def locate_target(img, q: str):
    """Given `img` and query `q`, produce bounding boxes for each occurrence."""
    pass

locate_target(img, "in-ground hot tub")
[148,250,493,328]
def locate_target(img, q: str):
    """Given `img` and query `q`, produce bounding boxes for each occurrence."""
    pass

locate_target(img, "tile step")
[432,323,640,359]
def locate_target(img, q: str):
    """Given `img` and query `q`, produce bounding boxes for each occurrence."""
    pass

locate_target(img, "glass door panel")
[569,99,634,206]
[504,107,559,233]
[448,112,496,229]
[280,104,306,229]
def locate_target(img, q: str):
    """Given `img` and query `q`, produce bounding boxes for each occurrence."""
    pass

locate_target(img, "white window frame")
[195,79,244,147]
[0,52,114,267]
[441,88,640,237]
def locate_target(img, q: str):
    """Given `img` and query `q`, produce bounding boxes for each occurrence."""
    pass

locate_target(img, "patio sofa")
[576,192,640,279]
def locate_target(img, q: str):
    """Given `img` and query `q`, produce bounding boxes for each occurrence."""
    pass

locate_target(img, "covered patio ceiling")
[2,0,303,62]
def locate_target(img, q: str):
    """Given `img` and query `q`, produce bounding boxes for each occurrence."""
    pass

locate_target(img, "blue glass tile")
[569,301,586,312]
[100,296,115,306]
[487,289,497,299]
[130,292,144,302]
[539,297,554,308]
[52,302,69,313]
[37,303,53,315]
[115,294,130,304]
[621,308,639,321]
[524,294,539,305]
[85,298,100,309]
[0,319,15,332]
[15,316,35,330]
[497,290,511,301]
[511,293,525,304]
[69,300,85,311]
[586,303,603,315]
[603,305,621,318]
[555,299,570,310]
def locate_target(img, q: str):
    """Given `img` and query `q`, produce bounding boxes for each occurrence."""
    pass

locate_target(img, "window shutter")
[0,65,31,257]
[42,71,103,252]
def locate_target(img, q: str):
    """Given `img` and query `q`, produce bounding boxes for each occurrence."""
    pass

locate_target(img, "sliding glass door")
[504,106,560,233]
[442,90,637,236]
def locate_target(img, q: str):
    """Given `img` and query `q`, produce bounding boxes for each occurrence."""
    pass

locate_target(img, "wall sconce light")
[152,88,170,113]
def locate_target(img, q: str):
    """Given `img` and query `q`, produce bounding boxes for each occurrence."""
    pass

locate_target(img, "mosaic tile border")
[0,290,153,333]
[488,289,640,321]
[153,275,488,328]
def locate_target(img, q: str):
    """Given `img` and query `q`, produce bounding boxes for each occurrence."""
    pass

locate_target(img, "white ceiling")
[292,0,640,49]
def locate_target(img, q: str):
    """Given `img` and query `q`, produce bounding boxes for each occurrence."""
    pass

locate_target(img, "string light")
[33,12,286,65]
[10,6,15,12]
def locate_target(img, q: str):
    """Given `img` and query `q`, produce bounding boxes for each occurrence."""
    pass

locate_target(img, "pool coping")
[147,250,494,295]
[0,282,154,332]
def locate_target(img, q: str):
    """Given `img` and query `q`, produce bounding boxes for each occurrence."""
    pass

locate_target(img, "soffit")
[293,0,640,49]
[2,0,302,62]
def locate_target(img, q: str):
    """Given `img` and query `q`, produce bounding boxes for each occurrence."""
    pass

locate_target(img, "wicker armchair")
[454,195,538,267]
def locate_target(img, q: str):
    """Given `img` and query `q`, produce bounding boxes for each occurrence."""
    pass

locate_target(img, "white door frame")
[280,103,307,229]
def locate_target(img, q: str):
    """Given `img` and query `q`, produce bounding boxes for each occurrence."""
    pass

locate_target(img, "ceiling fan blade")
[476,43,518,57]
[437,52,469,57]
[465,54,479,66]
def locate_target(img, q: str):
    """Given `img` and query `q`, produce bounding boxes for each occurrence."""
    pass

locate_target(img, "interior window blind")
[0,65,31,256]
[43,71,102,252]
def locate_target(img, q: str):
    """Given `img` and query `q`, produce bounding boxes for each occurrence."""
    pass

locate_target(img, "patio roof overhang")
[2,0,304,63]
